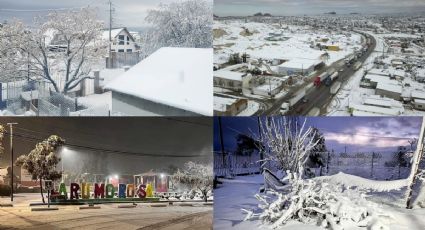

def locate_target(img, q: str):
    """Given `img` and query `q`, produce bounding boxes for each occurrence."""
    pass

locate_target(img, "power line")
[4,131,210,158]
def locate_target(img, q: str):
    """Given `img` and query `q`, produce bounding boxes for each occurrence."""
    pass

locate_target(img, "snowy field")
[214,174,425,230]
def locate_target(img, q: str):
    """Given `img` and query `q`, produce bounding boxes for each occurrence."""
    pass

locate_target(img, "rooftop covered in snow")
[105,47,213,116]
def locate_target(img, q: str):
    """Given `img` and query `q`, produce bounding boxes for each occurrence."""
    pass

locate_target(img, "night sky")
[214,116,423,154]
[0,117,212,176]
[214,0,425,16]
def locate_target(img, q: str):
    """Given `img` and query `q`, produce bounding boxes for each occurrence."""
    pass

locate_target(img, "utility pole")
[218,117,226,173]
[108,0,113,68]
[7,122,18,202]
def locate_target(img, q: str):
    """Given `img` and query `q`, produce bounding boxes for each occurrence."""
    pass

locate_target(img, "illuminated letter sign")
[94,183,105,198]
[118,184,126,198]
[126,184,135,197]
[59,183,67,198]
[106,184,115,198]
[81,183,91,199]
[70,183,80,200]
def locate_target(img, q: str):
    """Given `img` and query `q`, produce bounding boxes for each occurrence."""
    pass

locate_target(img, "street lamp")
[7,122,18,202]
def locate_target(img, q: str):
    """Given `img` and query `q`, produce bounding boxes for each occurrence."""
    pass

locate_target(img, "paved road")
[0,194,212,230]
[288,32,377,116]
[258,31,376,116]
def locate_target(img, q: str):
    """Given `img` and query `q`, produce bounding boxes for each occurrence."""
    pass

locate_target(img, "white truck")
[307,107,320,116]
[280,89,306,114]
[330,81,341,95]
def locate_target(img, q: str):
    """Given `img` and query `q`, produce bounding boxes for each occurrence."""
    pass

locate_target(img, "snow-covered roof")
[363,97,392,108]
[278,58,322,69]
[411,90,425,100]
[364,74,394,84]
[376,82,402,94]
[102,28,133,41]
[105,47,213,116]
[214,69,245,81]
[414,99,425,105]
[350,103,403,116]
[214,96,237,112]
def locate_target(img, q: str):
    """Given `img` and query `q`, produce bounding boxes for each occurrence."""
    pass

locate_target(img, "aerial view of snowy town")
[213,0,425,116]
[0,0,212,116]
[214,116,425,229]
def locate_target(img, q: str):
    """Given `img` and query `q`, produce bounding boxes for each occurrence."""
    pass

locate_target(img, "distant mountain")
[253,12,272,17]
[325,12,337,15]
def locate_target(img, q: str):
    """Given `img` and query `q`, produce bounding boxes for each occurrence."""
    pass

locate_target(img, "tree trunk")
[406,117,425,209]
[39,179,45,204]
[202,190,207,203]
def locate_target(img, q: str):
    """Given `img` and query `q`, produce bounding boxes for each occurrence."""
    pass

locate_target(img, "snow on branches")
[257,117,319,179]
[142,0,212,56]
[173,161,213,202]
[0,8,106,93]
[15,135,65,203]
[244,175,389,229]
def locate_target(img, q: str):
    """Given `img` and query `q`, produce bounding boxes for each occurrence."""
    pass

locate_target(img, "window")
[127,36,130,45]
[126,49,132,53]
[118,49,124,52]
[118,35,125,45]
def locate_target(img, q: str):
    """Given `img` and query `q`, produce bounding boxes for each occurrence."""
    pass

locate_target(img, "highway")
[257,31,377,116]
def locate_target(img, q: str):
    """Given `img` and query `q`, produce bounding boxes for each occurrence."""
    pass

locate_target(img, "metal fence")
[214,153,262,177]
[214,151,416,180]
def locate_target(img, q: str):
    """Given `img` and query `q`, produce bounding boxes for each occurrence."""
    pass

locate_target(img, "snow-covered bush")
[257,117,318,179]
[244,174,388,229]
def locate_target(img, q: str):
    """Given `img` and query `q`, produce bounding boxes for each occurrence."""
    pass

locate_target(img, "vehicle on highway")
[325,72,339,86]
[307,107,320,116]
[280,102,289,115]
[330,81,341,95]
[314,72,329,87]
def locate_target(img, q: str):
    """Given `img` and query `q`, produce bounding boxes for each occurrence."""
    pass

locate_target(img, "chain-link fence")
[214,151,417,180]
[214,152,262,177]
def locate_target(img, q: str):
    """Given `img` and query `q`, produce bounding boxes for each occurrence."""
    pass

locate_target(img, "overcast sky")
[0,117,212,177]
[0,0,185,28]
[214,0,425,16]
[214,117,422,154]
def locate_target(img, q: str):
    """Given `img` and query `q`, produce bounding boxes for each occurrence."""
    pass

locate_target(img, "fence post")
[371,152,375,178]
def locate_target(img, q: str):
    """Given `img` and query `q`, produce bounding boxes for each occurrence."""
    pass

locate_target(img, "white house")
[105,47,212,116]
[102,28,139,53]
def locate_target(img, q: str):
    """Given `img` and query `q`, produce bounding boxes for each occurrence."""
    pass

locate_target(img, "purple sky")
[214,117,422,154]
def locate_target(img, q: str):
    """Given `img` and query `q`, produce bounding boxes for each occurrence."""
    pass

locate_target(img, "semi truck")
[307,107,320,116]
[325,72,339,86]
[280,89,306,114]
[314,72,328,86]
[330,81,341,95]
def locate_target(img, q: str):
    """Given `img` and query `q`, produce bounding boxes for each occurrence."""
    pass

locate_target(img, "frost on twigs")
[244,176,388,229]
[244,117,389,229]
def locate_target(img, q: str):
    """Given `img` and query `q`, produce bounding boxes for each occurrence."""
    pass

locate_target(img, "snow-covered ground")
[214,174,425,230]
[214,21,362,65]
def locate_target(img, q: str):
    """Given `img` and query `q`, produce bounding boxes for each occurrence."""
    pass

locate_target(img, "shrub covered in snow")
[244,173,390,229]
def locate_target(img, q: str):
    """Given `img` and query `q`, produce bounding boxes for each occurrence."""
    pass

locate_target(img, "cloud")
[323,117,421,149]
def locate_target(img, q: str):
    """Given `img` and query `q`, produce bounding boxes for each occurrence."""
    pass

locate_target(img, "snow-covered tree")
[0,8,106,93]
[0,20,29,82]
[172,161,213,202]
[142,0,212,56]
[257,117,319,179]
[307,127,327,176]
[15,135,65,203]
